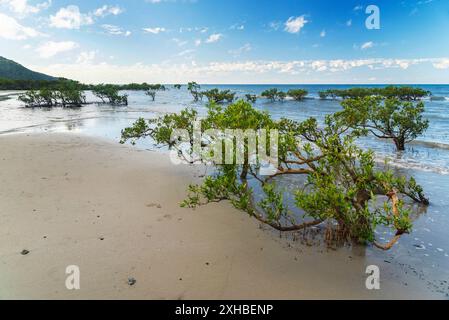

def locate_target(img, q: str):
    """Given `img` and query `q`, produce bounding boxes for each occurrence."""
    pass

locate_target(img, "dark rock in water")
[21,249,30,255]
[128,277,137,286]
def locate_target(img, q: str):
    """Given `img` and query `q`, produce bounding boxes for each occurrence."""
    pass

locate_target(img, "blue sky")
[1,0,449,83]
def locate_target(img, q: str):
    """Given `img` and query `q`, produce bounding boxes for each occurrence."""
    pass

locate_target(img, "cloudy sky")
[1,0,449,84]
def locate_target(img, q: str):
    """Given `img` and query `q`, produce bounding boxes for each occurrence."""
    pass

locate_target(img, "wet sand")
[0,133,442,299]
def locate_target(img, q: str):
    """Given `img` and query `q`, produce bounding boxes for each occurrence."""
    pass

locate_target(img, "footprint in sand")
[146,203,162,209]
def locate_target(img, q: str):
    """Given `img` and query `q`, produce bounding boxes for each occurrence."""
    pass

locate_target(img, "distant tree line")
[0,78,169,92]
[318,86,430,101]
[261,88,309,102]
[186,83,309,104]
[0,78,80,90]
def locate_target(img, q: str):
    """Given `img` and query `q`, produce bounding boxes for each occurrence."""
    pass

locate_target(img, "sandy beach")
[0,133,441,299]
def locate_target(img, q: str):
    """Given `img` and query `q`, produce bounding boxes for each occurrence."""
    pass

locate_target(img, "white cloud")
[346,19,352,27]
[353,5,363,11]
[230,23,244,30]
[172,38,188,47]
[269,21,281,31]
[228,43,251,57]
[102,24,131,36]
[31,57,449,84]
[311,60,327,71]
[433,58,449,69]
[205,33,222,43]
[94,5,123,17]
[177,49,195,57]
[361,41,374,50]
[0,0,51,15]
[143,27,166,34]
[36,41,78,58]
[194,39,202,46]
[49,5,121,29]
[0,12,43,39]
[49,5,93,29]
[146,0,198,3]
[76,50,97,64]
[179,26,208,34]
[417,0,434,5]
[320,29,326,37]
[284,15,308,34]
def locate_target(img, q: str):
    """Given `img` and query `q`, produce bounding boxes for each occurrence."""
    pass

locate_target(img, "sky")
[1,0,449,84]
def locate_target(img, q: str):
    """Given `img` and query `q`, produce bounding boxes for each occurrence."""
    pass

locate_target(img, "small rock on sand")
[128,277,137,286]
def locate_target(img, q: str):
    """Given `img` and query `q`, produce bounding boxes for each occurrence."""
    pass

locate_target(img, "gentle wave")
[374,155,449,175]
[410,140,449,150]
[304,94,449,102]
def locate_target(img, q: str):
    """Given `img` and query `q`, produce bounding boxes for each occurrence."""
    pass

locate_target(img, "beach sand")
[0,133,438,299]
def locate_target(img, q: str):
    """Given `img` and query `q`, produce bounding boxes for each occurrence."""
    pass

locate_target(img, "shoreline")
[0,132,442,299]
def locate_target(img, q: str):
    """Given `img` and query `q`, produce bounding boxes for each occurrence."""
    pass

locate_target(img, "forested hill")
[0,56,56,81]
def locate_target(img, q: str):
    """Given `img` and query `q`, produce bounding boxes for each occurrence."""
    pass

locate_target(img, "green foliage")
[245,94,257,103]
[18,82,86,107]
[261,88,286,102]
[121,100,429,249]
[92,84,128,105]
[173,84,182,89]
[287,89,308,101]
[146,90,156,101]
[318,86,430,101]
[112,83,150,90]
[57,81,86,107]
[144,84,166,101]
[121,108,199,148]
[381,86,430,100]
[18,90,49,107]
[187,81,203,101]
[148,84,166,91]
[187,81,200,92]
[337,96,429,151]
[0,78,84,90]
[277,91,287,101]
[88,83,165,91]
[202,88,236,103]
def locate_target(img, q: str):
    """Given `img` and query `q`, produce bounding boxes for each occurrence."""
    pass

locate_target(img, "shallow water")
[2,86,449,174]
[1,85,449,297]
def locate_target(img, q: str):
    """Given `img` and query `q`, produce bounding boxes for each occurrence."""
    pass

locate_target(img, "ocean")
[2,84,448,174]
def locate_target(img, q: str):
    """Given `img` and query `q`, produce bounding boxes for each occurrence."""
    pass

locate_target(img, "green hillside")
[0,56,56,81]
